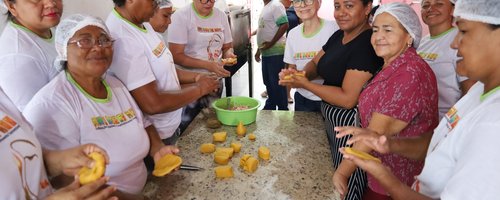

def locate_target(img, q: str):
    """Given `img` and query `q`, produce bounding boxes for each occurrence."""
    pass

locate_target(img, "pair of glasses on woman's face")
[68,36,114,49]
[199,0,217,4]
[293,0,314,7]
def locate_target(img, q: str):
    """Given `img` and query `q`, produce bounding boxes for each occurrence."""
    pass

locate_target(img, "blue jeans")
[262,55,288,110]
[294,92,321,112]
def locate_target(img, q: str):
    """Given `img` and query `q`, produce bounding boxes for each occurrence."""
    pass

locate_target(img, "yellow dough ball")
[78,152,106,185]
[248,133,256,141]
[230,142,242,153]
[215,166,234,178]
[258,146,270,160]
[212,132,227,142]
[199,143,216,153]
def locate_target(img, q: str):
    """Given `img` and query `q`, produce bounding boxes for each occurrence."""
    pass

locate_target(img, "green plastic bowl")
[212,96,260,126]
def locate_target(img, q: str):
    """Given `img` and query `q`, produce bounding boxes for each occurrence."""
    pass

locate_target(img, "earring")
[407,43,411,47]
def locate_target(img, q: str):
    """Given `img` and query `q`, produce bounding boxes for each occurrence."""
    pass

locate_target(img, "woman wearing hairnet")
[280,0,383,199]
[149,0,174,33]
[0,87,116,199]
[333,3,438,199]
[105,0,219,144]
[335,0,500,199]
[0,0,62,112]
[417,0,476,119]
[23,14,179,199]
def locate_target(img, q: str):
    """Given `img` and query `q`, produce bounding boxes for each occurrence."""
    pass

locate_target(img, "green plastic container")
[212,96,260,126]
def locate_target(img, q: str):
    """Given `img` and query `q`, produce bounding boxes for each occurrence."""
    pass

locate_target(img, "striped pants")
[321,102,367,200]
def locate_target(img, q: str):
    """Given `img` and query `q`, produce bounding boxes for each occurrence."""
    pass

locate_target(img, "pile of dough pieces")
[200,124,270,179]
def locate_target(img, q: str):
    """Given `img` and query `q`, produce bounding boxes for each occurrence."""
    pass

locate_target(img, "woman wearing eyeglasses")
[282,0,338,112]
[0,0,62,112]
[279,0,382,199]
[23,14,179,199]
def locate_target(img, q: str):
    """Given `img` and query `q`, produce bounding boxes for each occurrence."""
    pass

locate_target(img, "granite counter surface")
[143,110,340,200]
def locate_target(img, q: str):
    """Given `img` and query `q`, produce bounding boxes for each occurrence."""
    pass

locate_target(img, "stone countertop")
[143,110,340,200]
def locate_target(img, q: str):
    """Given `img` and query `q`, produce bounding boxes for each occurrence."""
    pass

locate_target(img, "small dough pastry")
[283,71,306,80]
[221,57,237,65]
[79,152,106,185]
[206,118,222,129]
[344,147,381,163]
[230,142,242,153]
[152,154,183,177]
[239,154,259,173]
[258,146,270,160]
[215,147,234,158]
[214,154,230,165]
[215,166,234,178]
[248,133,256,141]
[212,132,227,142]
[199,143,216,153]
[214,147,234,165]
[236,122,246,136]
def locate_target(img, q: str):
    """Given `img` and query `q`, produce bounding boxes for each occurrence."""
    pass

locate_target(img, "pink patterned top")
[358,48,439,195]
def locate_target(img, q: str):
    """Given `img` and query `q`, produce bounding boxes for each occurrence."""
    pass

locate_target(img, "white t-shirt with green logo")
[0,88,53,199]
[417,28,468,119]
[24,72,150,194]
[168,3,233,73]
[256,0,288,57]
[284,19,338,100]
[106,9,182,139]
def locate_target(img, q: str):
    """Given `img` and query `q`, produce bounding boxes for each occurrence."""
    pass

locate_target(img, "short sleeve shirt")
[168,3,233,72]
[358,48,439,194]
[256,0,288,57]
[24,73,150,194]
[283,20,338,100]
[317,29,383,87]
[0,22,59,112]
[106,10,182,139]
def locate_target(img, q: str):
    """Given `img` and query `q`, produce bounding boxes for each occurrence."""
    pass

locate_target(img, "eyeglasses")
[68,36,114,49]
[293,0,314,7]
[199,0,217,4]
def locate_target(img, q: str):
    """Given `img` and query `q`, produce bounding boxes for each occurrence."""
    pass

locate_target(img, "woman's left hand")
[153,145,180,163]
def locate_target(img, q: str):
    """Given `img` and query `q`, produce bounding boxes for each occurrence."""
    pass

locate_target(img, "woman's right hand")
[197,75,220,95]
[46,176,117,200]
[332,171,349,199]
[208,61,230,78]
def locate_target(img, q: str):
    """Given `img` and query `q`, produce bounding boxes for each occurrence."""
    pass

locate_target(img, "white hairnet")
[454,0,500,25]
[157,0,173,9]
[374,2,422,48]
[54,14,110,71]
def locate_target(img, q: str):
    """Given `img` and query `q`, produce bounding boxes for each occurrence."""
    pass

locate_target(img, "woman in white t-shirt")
[417,0,476,119]
[167,0,236,128]
[0,0,62,112]
[282,0,338,112]
[106,0,219,144]
[335,0,500,199]
[23,14,179,199]
[0,87,116,199]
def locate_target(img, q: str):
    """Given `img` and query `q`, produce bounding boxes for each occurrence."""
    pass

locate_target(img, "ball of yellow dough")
[212,132,227,142]
[258,146,270,160]
[215,166,234,178]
